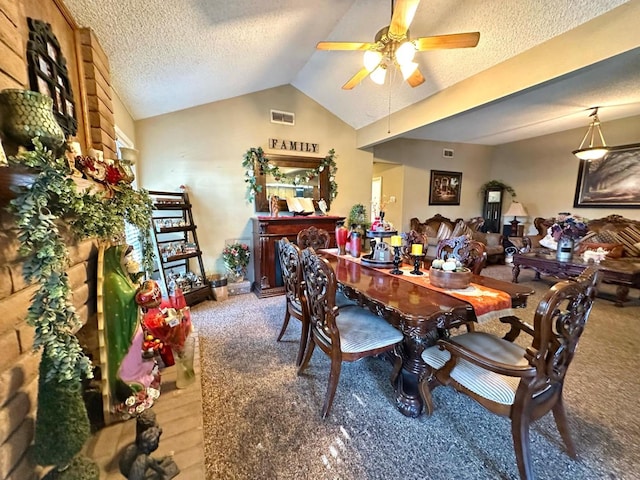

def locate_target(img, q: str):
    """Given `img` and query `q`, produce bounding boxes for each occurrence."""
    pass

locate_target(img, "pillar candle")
[390,235,402,247]
[411,244,423,255]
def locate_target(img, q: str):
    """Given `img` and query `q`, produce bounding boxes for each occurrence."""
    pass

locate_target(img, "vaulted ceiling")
[63,0,640,148]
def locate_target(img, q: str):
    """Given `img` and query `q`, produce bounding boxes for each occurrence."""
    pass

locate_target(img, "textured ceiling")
[62,0,640,146]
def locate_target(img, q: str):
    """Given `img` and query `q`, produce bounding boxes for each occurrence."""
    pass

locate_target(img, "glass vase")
[173,335,196,389]
[226,265,247,283]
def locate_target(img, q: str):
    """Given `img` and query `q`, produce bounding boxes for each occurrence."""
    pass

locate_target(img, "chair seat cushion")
[332,308,404,354]
[422,332,528,405]
[336,290,357,308]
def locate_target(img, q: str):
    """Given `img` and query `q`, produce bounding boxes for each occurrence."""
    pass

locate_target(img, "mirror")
[253,154,330,213]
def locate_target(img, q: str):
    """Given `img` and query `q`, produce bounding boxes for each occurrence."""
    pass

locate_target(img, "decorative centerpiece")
[430,258,471,289]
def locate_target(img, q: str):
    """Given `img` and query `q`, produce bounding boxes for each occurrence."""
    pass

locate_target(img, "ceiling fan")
[316,0,480,90]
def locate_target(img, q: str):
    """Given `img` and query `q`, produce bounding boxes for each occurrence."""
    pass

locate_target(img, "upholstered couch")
[409,214,505,264]
[527,214,640,261]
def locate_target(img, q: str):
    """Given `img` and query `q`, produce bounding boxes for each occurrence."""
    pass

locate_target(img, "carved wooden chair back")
[419,266,601,480]
[435,235,487,275]
[401,229,428,264]
[296,226,330,250]
[276,238,307,366]
[298,247,404,418]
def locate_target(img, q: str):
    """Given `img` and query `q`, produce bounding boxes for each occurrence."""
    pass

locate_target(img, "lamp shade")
[504,201,528,217]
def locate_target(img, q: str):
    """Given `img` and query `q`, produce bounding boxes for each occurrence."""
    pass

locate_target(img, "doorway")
[371,176,382,223]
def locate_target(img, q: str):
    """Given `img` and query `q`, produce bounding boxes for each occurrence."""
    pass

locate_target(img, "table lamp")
[504,201,528,237]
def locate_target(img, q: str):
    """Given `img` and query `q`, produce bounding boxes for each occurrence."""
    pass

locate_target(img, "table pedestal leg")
[615,285,630,307]
[512,264,520,283]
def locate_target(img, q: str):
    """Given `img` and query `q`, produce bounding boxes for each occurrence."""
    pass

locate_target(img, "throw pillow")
[436,222,453,242]
[615,225,640,256]
[577,242,624,259]
[484,232,501,247]
[451,220,474,238]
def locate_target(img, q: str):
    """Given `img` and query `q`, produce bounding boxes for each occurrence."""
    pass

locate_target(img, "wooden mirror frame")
[253,154,330,213]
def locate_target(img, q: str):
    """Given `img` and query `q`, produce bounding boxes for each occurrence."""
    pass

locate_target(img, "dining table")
[320,249,534,417]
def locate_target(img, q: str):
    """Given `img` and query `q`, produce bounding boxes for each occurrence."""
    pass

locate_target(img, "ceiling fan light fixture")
[572,107,608,161]
[363,50,383,72]
[395,41,416,65]
[400,61,419,80]
[370,65,387,85]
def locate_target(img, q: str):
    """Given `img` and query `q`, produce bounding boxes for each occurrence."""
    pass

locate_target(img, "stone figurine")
[119,412,179,479]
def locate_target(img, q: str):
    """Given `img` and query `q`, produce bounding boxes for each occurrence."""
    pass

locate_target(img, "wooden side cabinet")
[252,216,345,298]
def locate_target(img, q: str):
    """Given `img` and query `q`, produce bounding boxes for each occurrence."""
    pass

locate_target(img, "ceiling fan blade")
[406,67,425,87]
[415,32,480,50]
[389,0,421,37]
[317,41,374,51]
[342,68,371,90]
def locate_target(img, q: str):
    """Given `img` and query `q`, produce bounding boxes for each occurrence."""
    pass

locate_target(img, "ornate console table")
[252,216,344,297]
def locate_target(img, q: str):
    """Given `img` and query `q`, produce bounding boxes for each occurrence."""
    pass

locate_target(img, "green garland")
[7,140,155,383]
[242,146,338,202]
[479,180,517,198]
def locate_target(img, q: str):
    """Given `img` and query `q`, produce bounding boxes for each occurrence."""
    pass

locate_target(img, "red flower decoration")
[105,164,123,184]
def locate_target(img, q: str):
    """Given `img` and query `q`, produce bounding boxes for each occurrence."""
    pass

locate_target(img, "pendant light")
[572,107,608,161]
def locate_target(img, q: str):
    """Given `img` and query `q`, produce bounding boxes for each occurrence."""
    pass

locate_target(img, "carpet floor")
[191,264,639,480]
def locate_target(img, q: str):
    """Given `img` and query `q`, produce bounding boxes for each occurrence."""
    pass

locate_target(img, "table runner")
[324,249,514,323]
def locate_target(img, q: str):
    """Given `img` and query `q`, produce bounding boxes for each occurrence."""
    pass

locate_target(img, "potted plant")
[222,241,251,283]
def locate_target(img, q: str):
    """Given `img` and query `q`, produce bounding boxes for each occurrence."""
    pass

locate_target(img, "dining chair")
[277,238,357,366]
[435,235,487,275]
[296,226,330,250]
[276,238,308,366]
[418,266,601,480]
[298,247,404,418]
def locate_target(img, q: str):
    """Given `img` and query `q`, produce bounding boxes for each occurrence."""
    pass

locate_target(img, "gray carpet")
[191,265,639,480]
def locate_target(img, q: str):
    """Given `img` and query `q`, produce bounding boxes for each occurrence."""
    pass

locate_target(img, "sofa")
[530,214,640,261]
[409,214,505,264]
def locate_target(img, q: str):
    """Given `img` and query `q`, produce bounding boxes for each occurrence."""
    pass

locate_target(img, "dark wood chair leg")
[277,308,291,342]
[552,398,577,458]
[512,415,533,480]
[296,318,309,367]
[322,357,342,419]
[390,350,403,387]
[417,377,435,416]
[297,340,315,375]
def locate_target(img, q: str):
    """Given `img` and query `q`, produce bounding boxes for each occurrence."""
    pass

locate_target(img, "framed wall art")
[573,143,640,208]
[429,170,462,206]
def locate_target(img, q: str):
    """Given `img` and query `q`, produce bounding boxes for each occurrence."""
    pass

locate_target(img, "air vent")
[270,110,295,126]
[443,148,454,158]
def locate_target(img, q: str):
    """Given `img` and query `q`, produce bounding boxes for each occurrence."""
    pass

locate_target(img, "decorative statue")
[101,244,159,417]
[269,194,279,217]
[119,420,179,479]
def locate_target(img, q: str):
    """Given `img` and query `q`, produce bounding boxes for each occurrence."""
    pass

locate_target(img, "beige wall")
[113,89,136,146]
[136,85,374,278]
[372,162,404,230]
[374,138,494,231]
[490,114,640,234]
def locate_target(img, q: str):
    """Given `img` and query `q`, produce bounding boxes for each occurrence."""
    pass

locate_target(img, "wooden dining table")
[320,250,534,417]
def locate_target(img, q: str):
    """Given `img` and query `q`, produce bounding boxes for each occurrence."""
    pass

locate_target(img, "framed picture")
[429,170,462,205]
[574,143,640,208]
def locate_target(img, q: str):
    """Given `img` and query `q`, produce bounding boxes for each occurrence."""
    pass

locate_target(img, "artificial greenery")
[479,180,517,198]
[242,146,339,202]
[32,348,92,469]
[347,203,370,230]
[7,140,155,381]
[7,139,154,476]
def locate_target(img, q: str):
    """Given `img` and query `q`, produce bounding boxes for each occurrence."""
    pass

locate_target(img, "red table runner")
[324,249,514,323]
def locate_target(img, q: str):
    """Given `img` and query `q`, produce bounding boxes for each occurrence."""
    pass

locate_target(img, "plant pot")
[0,89,65,154]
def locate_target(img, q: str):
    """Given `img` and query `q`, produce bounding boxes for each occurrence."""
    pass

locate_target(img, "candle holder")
[390,245,403,275]
[410,254,425,275]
